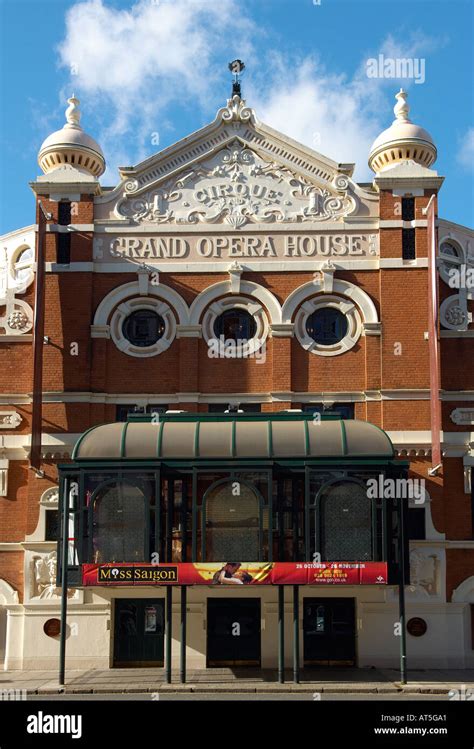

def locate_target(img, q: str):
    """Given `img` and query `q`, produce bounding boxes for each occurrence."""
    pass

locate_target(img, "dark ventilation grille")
[208,403,262,413]
[93,482,146,562]
[58,201,72,225]
[402,228,416,260]
[45,510,59,541]
[302,403,354,419]
[206,483,261,561]
[321,482,372,561]
[402,197,415,221]
[408,508,426,540]
[116,404,168,422]
[56,232,71,264]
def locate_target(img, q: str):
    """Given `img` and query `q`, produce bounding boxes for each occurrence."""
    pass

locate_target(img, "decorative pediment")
[114,142,357,229]
[95,96,378,226]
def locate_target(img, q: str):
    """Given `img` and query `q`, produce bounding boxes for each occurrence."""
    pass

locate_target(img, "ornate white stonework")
[25,549,78,603]
[114,142,357,229]
[0,411,22,429]
[216,95,255,125]
[40,487,59,506]
[32,551,60,599]
[0,229,35,337]
[409,548,440,597]
[451,408,474,426]
[200,294,269,357]
[294,293,363,357]
[438,224,474,302]
[109,296,176,358]
[440,294,472,331]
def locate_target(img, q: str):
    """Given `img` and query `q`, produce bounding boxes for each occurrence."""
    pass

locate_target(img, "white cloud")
[457,127,474,172]
[58,0,255,181]
[57,2,442,184]
[250,32,444,181]
[248,57,384,181]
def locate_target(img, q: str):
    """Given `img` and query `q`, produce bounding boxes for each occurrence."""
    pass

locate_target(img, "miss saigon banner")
[82,561,388,586]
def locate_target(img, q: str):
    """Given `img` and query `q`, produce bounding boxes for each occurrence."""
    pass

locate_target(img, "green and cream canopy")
[72,416,394,461]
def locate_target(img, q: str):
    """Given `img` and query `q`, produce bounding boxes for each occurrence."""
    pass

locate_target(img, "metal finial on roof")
[228,59,245,97]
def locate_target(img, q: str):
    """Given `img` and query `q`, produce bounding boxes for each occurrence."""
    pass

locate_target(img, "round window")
[305,307,348,345]
[213,308,257,342]
[122,310,165,348]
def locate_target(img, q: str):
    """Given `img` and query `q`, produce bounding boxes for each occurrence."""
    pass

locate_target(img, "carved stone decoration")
[440,294,471,331]
[40,487,59,506]
[0,237,35,338]
[0,411,22,429]
[451,408,474,426]
[409,549,439,596]
[115,142,357,228]
[216,95,254,124]
[438,233,474,301]
[31,551,76,600]
[0,297,34,335]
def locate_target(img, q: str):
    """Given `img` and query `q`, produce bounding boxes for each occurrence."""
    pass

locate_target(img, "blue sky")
[0,0,473,235]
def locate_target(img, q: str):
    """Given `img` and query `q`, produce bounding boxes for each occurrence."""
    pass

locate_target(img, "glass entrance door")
[207,598,261,667]
[113,599,164,667]
[303,598,356,666]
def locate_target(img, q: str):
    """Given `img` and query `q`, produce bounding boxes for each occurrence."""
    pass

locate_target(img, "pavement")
[1,667,474,695]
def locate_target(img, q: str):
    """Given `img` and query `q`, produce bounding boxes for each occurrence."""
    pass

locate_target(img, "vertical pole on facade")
[30,202,50,471]
[398,495,407,684]
[59,478,69,686]
[278,585,285,683]
[166,586,172,683]
[293,585,299,684]
[180,586,187,684]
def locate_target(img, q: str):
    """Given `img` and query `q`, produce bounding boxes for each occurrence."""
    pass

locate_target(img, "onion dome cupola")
[368,89,437,173]
[38,96,105,177]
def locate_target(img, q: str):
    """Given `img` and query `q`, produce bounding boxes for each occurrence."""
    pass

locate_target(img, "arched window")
[204,481,262,561]
[92,481,147,563]
[319,481,373,561]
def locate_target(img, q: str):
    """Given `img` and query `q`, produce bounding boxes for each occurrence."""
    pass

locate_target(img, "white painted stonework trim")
[45,258,431,273]
[92,279,190,327]
[282,278,379,326]
[270,323,295,338]
[0,411,22,429]
[200,294,269,356]
[0,579,19,605]
[452,576,474,603]
[294,293,363,357]
[93,220,380,233]
[47,224,94,232]
[109,296,176,358]
[451,408,474,425]
[379,220,428,228]
[189,280,282,325]
[176,325,202,338]
[4,388,474,405]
